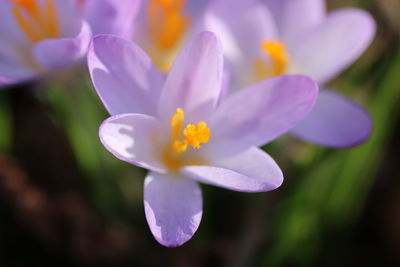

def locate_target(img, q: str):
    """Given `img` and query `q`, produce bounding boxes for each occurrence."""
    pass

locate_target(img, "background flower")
[203,0,376,147]
[0,0,139,88]
[132,0,212,72]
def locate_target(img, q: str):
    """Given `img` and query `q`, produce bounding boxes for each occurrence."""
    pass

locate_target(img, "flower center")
[10,0,60,43]
[162,108,210,171]
[147,0,190,71]
[147,0,189,51]
[170,108,210,153]
[254,40,289,82]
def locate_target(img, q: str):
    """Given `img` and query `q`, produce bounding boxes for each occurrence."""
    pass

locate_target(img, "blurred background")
[0,0,399,266]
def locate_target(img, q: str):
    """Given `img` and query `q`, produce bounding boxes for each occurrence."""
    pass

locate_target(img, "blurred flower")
[87,32,318,246]
[204,0,376,147]
[84,0,139,38]
[0,0,139,87]
[132,0,211,72]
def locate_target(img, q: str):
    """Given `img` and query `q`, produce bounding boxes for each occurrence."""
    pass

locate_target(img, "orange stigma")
[10,0,60,43]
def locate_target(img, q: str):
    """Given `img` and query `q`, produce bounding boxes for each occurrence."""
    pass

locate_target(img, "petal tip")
[292,90,372,148]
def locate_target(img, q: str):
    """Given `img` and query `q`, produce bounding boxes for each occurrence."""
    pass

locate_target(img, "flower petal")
[144,172,202,247]
[33,21,92,70]
[99,113,165,173]
[0,0,26,43]
[292,89,372,147]
[0,76,26,88]
[290,8,376,84]
[265,0,326,43]
[207,75,318,156]
[88,35,164,116]
[158,31,223,123]
[0,56,35,88]
[53,0,82,36]
[183,147,283,192]
[84,0,140,38]
[204,0,277,67]
[0,76,15,87]
[186,0,212,17]
[0,75,33,88]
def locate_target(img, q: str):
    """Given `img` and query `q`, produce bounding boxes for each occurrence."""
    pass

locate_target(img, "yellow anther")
[261,40,288,76]
[162,108,210,170]
[10,0,60,43]
[147,0,190,51]
[171,107,184,140]
[253,40,289,82]
[169,108,210,154]
[184,122,210,149]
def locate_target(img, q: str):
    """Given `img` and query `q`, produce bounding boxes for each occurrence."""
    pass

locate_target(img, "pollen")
[162,108,210,171]
[184,122,210,149]
[147,0,190,51]
[254,40,289,82]
[169,108,210,153]
[10,0,60,43]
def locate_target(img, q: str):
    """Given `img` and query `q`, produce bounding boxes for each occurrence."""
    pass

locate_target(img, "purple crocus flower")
[203,0,376,147]
[0,0,139,87]
[87,32,318,246]
[132,0,212,72]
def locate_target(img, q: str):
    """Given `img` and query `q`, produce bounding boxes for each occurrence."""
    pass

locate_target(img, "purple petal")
[0,76,20,88]
[84,0,140,38]
[0,56,36,88]
[0,75,34,89]
[183,147,283,192]
[53,0,82,36]
[99,113,166,173]
[158,31,223,123]
[186,0,212,16]
[206,75,318,157]
[33,21,92,70]
[204,0,277,66]
[88,35,164,116]
[292,90,372,147]
[144,172,202,247]
[0,1,26,43]
[290,8,376,84]
[217,68,231,106]
[265,0,326,43]
[0,76,15,87]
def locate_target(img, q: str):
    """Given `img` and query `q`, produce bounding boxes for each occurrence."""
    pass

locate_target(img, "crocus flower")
[0,0,139,87]
[87,32,318,246]
[203,0,376,147]
[132,0,211,72]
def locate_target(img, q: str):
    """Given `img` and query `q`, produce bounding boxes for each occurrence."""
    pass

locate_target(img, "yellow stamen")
[162,108,210,171]
[172,140,188,154]
[169,108,210,154]
[262,40,288,76]
[171,107,184,140]
[147,0,190,51]
[11,0,38,14]
[184,122,210,149]
[44,0,59,39]
[254,40,289,82]
[10,0,60,43]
